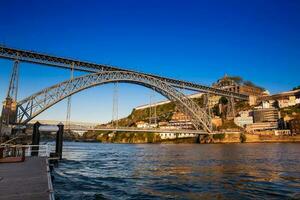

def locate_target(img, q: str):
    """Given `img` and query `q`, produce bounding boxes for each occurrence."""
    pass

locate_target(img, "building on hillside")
[245,122,278,132]
[158,121,168,127]
[212,74,265,97]
[259,89,300,108]
[168,111,194,129]
[234,110,253,128]
[136,121,158,128]
[261,100,277,109]
[274,130,292,136]
[290,118,300,135]
[253,108,280,123]
[158,132,197,140]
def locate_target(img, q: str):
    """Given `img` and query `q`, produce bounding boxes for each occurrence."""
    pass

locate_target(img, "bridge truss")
[0,45,248,100]
[16,71,213,133]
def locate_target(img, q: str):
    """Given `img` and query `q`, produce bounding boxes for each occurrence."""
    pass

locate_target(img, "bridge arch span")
[16,71,212,132]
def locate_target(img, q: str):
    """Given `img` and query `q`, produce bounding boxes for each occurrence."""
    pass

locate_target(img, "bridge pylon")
[1,60,20,138]
[1,60,19,125]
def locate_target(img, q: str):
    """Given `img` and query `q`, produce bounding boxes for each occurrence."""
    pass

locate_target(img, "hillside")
[100,95,250,130]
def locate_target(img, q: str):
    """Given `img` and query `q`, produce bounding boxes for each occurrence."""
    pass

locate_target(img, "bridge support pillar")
[56,123,64,160]
[31,121,41,156]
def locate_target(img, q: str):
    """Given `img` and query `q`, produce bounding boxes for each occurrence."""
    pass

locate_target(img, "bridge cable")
[149,91,157,126]
[66,62,74,131]
[112,82,119,128]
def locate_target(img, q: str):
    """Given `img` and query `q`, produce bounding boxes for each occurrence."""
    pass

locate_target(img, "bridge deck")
[0,157,52,200]
[0,45,248,100]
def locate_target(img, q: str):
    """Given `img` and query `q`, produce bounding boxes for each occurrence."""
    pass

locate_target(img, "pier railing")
[0,144,52,158]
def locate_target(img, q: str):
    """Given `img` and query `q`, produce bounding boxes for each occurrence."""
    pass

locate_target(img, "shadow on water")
[52,142,300,200]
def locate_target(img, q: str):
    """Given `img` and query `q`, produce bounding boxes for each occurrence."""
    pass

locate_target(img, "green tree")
[293,85,300,90]
[219,96,228,105]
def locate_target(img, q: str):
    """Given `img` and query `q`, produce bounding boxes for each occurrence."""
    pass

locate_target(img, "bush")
[213,133,225,140]
[240,133,247,143]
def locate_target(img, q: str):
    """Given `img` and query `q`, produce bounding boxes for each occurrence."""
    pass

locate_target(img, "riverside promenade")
[0,157,54,200]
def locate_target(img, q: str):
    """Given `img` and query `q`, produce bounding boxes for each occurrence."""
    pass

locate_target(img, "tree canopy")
[225,75,265,91]
[293,85,300,90]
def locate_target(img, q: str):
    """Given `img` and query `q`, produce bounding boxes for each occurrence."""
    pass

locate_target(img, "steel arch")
[16,71,212,133]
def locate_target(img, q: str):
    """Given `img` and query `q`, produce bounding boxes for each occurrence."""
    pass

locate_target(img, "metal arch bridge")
[0,45,248,100]
[16,71,213,133]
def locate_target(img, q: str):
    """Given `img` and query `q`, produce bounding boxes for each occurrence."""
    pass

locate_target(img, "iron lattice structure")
[0,45,248,100]
[16,71,212,133]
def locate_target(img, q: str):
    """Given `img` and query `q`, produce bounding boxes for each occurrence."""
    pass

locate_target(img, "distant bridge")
[73,127,241,135]
[76,127,207,134]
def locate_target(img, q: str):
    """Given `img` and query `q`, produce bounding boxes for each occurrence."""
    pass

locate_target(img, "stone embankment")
[77,130,300,144]
[200,132,300,144]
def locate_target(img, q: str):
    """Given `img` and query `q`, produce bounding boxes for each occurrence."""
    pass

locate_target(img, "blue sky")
[0,0,299,123]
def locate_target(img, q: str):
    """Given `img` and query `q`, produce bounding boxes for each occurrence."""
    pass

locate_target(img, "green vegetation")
[224,75,265,91]
[235,101,252,112]
[213,133,225,140]
[280,104,300,118]
[110,102,176,127]
[240,133,247,143]
[293,85,300,90]
[107,96,207,127]
[218,120,241,130]
[84,130,162,143]
[219,96,228,105]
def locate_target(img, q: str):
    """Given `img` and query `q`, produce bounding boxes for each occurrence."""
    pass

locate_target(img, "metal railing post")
[56,123,64,160]
[31,121,41,156]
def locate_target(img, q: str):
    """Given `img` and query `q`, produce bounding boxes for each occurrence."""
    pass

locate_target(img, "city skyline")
[0,0,299,123]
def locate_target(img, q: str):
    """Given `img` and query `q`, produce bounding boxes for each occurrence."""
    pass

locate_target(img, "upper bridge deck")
[0,45,249,100]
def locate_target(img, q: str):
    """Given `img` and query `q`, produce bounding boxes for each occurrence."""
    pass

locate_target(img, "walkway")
[0,157,52,200]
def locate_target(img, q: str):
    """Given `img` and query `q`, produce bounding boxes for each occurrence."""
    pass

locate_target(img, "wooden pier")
[0,157,53,200]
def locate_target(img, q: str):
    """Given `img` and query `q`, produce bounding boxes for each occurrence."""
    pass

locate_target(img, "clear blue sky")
[0,0,299,123]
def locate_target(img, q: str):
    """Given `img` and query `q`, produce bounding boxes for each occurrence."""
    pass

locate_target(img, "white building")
[260,89,300,108]
[158,132,197,139]
[234,110,253,128]
[136,121,157,128]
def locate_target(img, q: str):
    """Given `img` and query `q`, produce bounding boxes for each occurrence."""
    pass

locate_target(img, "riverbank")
[82,130,300,144]
[82,131,198,144]
[200,133,300,144]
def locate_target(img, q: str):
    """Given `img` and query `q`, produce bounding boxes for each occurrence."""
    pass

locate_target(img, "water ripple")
[52,142,300,199]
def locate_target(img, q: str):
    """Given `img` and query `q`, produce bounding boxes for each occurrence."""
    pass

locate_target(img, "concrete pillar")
[56,122,64,160]
[31,121,41,156]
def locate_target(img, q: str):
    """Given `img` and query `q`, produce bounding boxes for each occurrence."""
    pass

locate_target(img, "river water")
[52,142,300,199]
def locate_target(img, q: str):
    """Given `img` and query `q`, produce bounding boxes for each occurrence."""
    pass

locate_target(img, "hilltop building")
[259,89,300,108]
[212,74,265,97]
